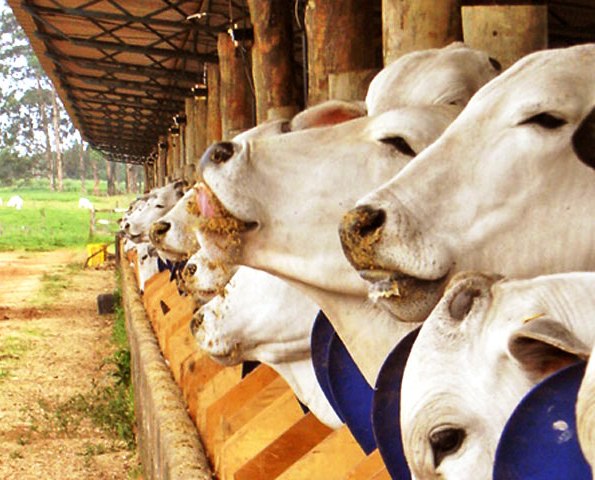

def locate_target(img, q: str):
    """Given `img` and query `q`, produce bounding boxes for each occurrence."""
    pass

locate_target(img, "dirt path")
[0,249,139,479]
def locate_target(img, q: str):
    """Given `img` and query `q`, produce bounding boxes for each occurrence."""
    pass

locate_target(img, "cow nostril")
[186,263,197,277]
[349,205,386,238]
[124,223,130,230]
[150,221,171,241]
[210,142,235,164]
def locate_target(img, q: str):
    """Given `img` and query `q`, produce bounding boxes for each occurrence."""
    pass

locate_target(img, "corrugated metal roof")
[7,1,594,165]
[7,0,251,163]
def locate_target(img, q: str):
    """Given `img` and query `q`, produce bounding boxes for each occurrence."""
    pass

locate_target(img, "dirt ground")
[0,249,139,479]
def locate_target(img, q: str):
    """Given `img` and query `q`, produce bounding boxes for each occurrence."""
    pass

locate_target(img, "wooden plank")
[151,288,186,339]
[344,449,388,480]
[201,365,279,451]
[195,363,243,435]
[275,426,366,480]
[217,389,305,480]
[180,352,230,424]
[164,321,200,384]
[157,294,194,340]
[207,375,290,464]
[142,270,170,306]
[234,413,334,480]
[370,467,392,480]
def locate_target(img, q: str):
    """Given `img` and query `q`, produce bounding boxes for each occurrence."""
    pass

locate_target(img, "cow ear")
[508,317,590,378]
[573,107,595,170]
[290,100,366,131]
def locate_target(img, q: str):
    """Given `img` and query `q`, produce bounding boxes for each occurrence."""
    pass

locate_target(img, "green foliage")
[0,187,136,251]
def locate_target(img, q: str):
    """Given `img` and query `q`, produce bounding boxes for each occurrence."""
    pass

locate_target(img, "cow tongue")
[195,182,224,219]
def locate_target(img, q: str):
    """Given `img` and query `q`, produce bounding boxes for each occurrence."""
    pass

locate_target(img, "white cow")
[134,242,161,293]
[400,271,595,480]
[340,44,595,324]
[193,266,342,429]
[184,105,463,385]
[366,41,501,115]
[124,180,187,242]
[149,117,307,261]
[154,45,499,384]
[78,197,94,210]
[7,195,23,210]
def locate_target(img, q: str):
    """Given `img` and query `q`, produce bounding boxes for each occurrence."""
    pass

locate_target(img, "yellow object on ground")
[86,243,108,266]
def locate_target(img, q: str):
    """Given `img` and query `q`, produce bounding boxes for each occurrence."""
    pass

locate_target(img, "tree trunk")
[50,87,63,192]
[92,160,100,195]
[126,164,133,193]
[36,74,54,191]
[79,141,86,194]
[106,161,116,196]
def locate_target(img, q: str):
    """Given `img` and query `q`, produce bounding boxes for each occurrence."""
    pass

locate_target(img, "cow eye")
[155,204,165,209]
[520,112,567,130]
[448,287,481,321]
[429,428,466,468]
[380,136,416,156]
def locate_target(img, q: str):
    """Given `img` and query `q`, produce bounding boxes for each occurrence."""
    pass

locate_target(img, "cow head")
[149,119,294,261]
[366,41,501,115]
[195,101,458,299]
[124,180,187,241]
[340,44,595,323]
[400,271,595,479]
[190,267,315,365]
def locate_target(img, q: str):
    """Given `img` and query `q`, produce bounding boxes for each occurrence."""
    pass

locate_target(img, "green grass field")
[0,184,137,251]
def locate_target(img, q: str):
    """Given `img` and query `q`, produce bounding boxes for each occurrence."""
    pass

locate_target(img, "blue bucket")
[494,361,590,480]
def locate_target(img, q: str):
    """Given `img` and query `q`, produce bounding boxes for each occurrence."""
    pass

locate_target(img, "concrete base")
[121,255,213,480]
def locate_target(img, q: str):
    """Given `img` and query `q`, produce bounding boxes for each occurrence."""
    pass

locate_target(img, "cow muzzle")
[149,221,171,244]
[339,205,387,270]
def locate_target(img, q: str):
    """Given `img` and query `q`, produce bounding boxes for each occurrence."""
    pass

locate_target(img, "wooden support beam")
[157,135,168,186]
[305,0,379,106]
[247,0,299,122]
[186,96,207,177]
[382,0,463,65]
[217,33,255,139]
[206,63,222,146]
[462,4,547,69]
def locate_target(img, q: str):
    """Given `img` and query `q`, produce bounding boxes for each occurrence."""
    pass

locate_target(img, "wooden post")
[328,69,380,102]
[185,97,196,169]
[462,3,547,70]
[247,0,299,123]
[168,131,182,180]
[157,135,168,186]
[206,63,222,146]
[217,33,255,139]
[143,162,154,191]
[382,0,462,65]
[186,96,207,180]
[305,0,379,106]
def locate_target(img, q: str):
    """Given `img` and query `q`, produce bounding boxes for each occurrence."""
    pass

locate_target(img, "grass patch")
[0,187,136,251]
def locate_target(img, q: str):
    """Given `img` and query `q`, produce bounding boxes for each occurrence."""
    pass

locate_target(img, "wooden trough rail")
[124,245,391,479]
